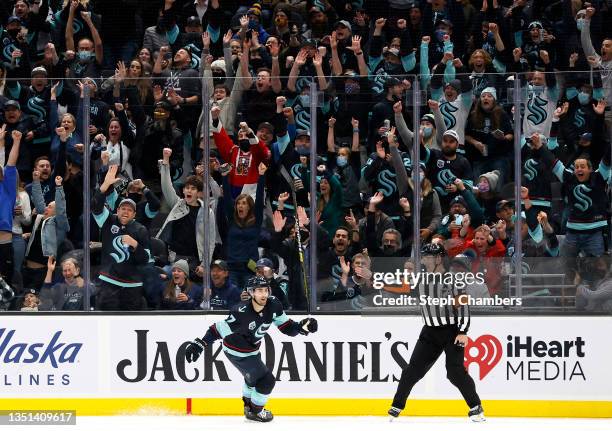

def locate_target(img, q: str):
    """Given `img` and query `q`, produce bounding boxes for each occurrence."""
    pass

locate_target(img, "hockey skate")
[242,397,251,417]
[468,405,485,422]
[388,406,402,421]
[246,408,274,422]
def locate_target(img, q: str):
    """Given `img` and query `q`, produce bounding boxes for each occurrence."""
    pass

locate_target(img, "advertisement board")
[0,315,610,416]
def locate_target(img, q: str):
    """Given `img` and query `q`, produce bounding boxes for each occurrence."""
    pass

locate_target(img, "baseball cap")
[421,113,435,124]
[443,130,460,142]
[302,38,318,48]
[495,200,513,212]
[445,79,462,92]
[3,100,21,111]
[7,16,21,25]
[186,16,201,26]
[257,122,275,133]
[211,259,229,271]
[334,20,352,32]
[580,132,592,141]
[31,67,48,77]
[118,198,137,210]
[296,129,310,139]
[450,195,467,208]
[256,258,274,269]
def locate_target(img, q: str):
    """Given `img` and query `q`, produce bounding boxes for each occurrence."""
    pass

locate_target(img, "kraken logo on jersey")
[371,72,387,95]
[527,94,548,126]
[295,108,311,131]
[27,97,47,122]
[440,102,458,129]
[377,169,397,196]
[523,159,538,181]
[110,236,130,263]
[437,169,457,187]
[290,163,305,179]
[331,264,342,283]
[2,43,17,62]
[254,323,271,339]
[574,108,586,129]
[573,184,593,211]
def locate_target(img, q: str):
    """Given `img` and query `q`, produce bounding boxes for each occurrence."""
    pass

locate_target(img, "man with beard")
[185,276,318,422]
[210,105,270,199]
[92,165,151,311]
[430,61,473,156]
[317,226,357,293]
[153,45,201,134]
[421,130,473,209]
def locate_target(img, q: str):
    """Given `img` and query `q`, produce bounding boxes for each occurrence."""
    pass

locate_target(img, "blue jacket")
[0,166,17,232]
[210,280,242,310]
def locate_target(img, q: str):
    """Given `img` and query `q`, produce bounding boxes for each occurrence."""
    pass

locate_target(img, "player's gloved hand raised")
[299,318,318,335]
[185,338,207,363]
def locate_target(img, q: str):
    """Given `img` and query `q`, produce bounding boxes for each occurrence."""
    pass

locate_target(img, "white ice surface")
[43,415,612,431]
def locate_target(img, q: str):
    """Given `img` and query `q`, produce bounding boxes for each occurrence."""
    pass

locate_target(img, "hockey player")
[184,275,318,422]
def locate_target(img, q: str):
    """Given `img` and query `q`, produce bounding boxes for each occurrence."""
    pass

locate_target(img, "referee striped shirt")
[417,279,470,333]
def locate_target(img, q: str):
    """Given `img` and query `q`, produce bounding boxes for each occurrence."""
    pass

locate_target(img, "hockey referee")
[388,243,485,422]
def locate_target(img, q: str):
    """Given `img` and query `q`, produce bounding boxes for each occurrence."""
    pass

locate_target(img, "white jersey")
[522,86,559,139]
[439,93,472,154]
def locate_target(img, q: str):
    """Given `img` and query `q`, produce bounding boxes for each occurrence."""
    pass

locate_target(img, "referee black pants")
[392,325,481,410]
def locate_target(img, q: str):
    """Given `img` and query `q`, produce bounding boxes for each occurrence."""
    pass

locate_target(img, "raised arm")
[81,10,103,65]
[65,0,78,52]
[6,129,21,167]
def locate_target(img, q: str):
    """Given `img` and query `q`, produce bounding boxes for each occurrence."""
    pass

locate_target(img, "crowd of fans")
[0,0,610,313]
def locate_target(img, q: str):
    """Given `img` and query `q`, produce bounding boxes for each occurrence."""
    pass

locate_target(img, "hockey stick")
[279,165,310,313]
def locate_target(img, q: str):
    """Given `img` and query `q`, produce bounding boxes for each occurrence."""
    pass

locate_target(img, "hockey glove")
[299,318,318,335]
[185,338,207,363]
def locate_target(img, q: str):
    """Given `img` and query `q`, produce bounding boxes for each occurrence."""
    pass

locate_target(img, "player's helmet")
[421,242,445,256]
[246,275,271,297]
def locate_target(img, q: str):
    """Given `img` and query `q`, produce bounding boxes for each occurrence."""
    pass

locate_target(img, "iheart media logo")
[464,334,503,380]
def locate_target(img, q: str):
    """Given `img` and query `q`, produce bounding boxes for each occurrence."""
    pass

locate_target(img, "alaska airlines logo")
[440,102,458,129]
[110,236,130,263]
[573,184,592,211]
[574,108,585,128]
[377,170,397,196]
[464,334,503,380]
[523,159,538,181]
[527,94,548,125]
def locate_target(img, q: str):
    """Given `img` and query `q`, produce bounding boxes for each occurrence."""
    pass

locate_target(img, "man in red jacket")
[463,224,506,296]
[210,106,270,199]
